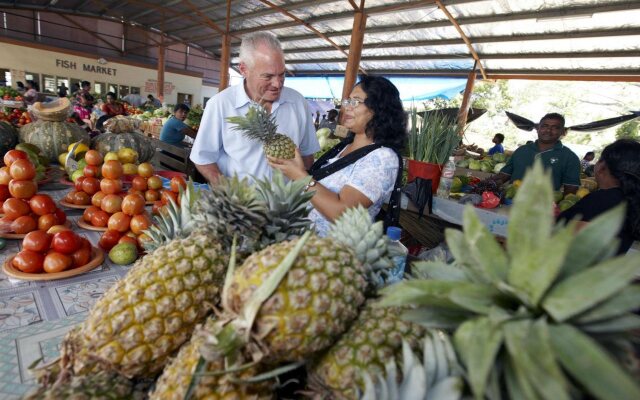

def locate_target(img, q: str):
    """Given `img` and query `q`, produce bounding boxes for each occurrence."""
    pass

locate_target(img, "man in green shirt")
[491,113,581,194]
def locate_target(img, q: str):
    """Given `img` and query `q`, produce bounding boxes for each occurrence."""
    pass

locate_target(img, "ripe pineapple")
[381,161,640,400]
[359,331,464,400]
[199,207,393,369]
[307,300,427,399]
[227,104,296,159]
[149,318,274,400]
[61,232,228,379]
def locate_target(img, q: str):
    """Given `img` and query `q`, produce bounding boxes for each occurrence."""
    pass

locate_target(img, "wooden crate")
[150,138,196,176]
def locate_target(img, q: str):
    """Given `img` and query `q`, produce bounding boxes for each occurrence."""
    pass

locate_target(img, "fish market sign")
[56,59,117,76]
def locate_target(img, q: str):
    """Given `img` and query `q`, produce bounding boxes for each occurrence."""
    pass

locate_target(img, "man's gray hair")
[239,32,283,68]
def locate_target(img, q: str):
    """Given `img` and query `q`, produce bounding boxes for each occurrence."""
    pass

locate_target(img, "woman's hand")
[267,148,308,180]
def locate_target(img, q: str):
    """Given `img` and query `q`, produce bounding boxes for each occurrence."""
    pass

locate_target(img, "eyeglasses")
[341,98,365,108]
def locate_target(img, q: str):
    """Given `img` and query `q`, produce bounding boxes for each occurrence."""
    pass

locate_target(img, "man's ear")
[239,62,248,78]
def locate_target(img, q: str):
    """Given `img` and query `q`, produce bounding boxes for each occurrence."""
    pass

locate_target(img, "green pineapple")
[307,300,427,399]
[227,105,296,159]
[196,207,393,371]
[359,331,464,400]
[381,161,640,400]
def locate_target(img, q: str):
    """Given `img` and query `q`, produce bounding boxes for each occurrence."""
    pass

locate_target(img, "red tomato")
[38,213,58,231]
[100,178,122,195]
[22,230,52,253]
[92,191,107,207]
[90,210,110,227]
[75,176,86,191]
[54,208,66,224]
[47,224,70,235]
[129,213,151,235]
[29,194,57,216]
[84,150,103,166]
[144,189,159,202]
[127,188,144,197]
[43,251,73,273]
[0,167,12,185]
[83,205,101,223]
[101,160,123,180]
[71,191,91,206]
[8,179,37,199]
[100,194,123,214]
[83,165,100,178]
[160,189,178,205]
[51,230,82,254]
[11,215,37,234]
[12,250,45,273]
[3,197,30,219]
[71,245,92,268]
[151,200,163,215]
[0,184,10,203]
[9,159,36,180]
[170,176,186,193]
[131,176,148,191]
[122,193,145,216]
[118,235,138,247]
[4,149,28,168]
[108,212,131,233]
[147,175,163,190]
[81,176,101,195]
[99,229,122,251]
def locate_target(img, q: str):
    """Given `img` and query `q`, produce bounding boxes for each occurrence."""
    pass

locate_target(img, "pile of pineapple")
[27,113,640,400]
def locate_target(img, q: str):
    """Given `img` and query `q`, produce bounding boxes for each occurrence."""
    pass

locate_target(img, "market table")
[0,188,138,399]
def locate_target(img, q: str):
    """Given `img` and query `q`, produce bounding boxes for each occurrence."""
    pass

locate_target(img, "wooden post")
[457,67,477,135]
[341,10,367,102]
[157,43,165,103]
[219,34,231,90]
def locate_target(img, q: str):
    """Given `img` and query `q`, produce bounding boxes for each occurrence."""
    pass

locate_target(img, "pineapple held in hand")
[227,104,296,159]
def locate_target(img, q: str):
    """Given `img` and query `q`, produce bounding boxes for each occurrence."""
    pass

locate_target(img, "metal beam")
[129,0,182,20]
[181,0,226,36]
[155,0,236,26]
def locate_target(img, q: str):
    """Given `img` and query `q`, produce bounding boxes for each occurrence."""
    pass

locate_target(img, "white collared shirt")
[190,83,320,182]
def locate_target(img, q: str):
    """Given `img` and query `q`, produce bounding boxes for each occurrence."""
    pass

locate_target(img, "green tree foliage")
[615,120,639,140]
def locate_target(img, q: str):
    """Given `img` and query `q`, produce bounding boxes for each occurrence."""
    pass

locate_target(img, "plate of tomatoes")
[76,218,108,232]
[3,229,105,280]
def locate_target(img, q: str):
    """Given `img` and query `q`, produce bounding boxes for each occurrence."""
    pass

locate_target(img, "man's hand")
[195,163,222,184]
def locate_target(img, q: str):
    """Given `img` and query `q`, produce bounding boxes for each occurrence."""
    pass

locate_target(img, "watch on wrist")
[303,179,317,192]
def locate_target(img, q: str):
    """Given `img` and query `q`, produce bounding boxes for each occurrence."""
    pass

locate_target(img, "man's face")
[239,45,285,104]
[175,109,188,121]
[536,118,564,145]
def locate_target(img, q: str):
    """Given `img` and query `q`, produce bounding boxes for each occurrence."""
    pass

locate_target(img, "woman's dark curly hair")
[601,138,640,240]
[357,75,407,151]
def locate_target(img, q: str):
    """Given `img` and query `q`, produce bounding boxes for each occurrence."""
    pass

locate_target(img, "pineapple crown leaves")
[253,170,314,248]
[327,206,394,289]
[226,104,278,142]
[379,160,640,400]
[359,331,464,400]
[142,179,200,252]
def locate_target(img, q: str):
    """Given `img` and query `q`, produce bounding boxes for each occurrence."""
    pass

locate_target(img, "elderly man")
[189,32,319,183]
[491,113,581,194]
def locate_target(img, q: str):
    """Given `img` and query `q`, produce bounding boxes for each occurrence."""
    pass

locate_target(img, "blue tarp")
[283,76,467,102]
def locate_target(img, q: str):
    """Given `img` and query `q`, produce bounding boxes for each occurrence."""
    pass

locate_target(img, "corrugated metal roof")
[2,0,639,80]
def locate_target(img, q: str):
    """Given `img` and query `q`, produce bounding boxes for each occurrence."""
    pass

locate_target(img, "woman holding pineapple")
[269,75,406,236]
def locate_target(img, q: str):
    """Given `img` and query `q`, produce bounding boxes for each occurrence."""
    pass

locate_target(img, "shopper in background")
[190,31,319,183]
[489,113,580,193]
[58,83,68,98]
[72,92,95,132]
[23,80,39,105]
[268,75,406,237]
[558,139,640,254]
[487,133,505,155]
[97,91,126,130]
[318,109,339,134]
[144,94,162,108]
[160,104,197,145]
[16,81,26,95]
[581,151,595,176]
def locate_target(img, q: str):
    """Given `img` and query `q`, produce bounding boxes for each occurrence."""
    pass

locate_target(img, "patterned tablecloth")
[0,188,136,399]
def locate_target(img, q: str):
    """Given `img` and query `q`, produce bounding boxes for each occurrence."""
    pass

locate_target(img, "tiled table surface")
[0,188,136,399]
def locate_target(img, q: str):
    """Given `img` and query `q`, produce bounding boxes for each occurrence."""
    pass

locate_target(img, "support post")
[157,43,165,103]
[341,10,367,102]
[457,67,477,135]
[219,34,231,90]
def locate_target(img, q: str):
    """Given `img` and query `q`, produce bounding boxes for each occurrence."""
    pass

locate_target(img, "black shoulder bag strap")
[308,136,404,230]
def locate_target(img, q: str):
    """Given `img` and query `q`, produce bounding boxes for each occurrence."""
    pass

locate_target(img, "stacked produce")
[0,108,32,127]
[12,228,92,274]
[1,150,66,235]
[92,115,154,162]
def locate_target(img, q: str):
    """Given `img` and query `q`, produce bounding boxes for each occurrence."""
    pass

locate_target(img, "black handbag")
[308,136,403,229]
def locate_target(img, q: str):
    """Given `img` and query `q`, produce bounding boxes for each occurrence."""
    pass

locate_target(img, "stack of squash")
[19,98,89,163]
[92,115,155,162]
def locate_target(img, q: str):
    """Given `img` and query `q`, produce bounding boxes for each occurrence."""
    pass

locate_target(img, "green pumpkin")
[91,131,155,162]
[19,121,90,164]
[0,121,19,156]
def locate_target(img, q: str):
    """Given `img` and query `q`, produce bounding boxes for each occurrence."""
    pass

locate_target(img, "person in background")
[489,113,581,194]
[487,133,505,155]
[23,80,39,105]
[76,81,91,100]
[268,75,406,237]
[97,92,127,130]
[318,109,339,134]
[190,31,319,184]
[581,151,595,175]
[72,92,95,132]
[58,83,68,98]
[314,110,321,130]
[145,94,162,108]
[160,104,197,145]
[16,81,26,95]
[558,139,640,254]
